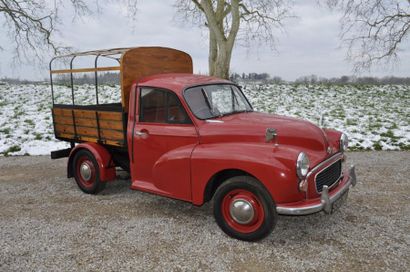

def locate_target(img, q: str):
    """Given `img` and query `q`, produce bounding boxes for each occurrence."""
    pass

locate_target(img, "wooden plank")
[53,115,74,125]
[56,133,124,147]
[73,110,95,119]
[55,124,98,138]
[55,123,75,134]
[98,111,123,121]
[75,118,97,128]
[53,108,73,118]
[51,66,120,74]
[120,47,193,112]
[55,124,124,141]
[68,110,123,121]
[55,115,123,131]
[100,129,124,140]
[77,126,98,137]
[53,108,123,121]
[99,120,124,130]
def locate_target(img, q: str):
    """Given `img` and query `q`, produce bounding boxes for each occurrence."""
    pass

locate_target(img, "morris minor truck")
[50,47,357,241]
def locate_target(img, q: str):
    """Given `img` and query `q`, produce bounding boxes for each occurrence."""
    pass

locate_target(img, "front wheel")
[72,149,106,194]
[213,176,277,241]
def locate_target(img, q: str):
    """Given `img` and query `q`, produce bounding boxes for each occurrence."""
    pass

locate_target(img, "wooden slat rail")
[51,66,120,74]
[52,107,126,147]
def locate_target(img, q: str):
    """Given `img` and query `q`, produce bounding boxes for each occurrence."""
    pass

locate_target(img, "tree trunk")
[200,0,240,80]
[214,41,233,79]
[209,30,218,76]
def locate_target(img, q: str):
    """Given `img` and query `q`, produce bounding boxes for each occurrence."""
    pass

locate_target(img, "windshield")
[184,85,253,120]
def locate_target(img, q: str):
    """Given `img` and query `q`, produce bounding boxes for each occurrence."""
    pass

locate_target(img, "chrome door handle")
[135,131,147,137]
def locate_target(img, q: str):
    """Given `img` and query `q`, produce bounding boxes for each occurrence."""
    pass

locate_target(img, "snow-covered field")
[243,83,410,151]
[0,83,409,156]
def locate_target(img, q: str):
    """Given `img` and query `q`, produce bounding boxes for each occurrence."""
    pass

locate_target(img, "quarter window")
[140,88,191,124]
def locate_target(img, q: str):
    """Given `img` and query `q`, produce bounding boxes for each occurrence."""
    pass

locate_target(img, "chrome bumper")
[276,165,357,215]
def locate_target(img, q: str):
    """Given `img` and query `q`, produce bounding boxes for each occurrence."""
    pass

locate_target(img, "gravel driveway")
[1,152,409,271]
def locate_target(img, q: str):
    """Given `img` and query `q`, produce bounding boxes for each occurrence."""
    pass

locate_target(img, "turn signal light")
[299,179,308,192]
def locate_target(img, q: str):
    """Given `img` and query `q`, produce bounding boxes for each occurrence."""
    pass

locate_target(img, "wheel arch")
[67,143,116,182]
[203,168,270,204]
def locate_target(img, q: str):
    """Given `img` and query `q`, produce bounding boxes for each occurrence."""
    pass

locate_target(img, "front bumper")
[276,165,357,215]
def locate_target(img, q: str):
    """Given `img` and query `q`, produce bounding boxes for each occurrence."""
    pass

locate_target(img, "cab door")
[130,87,199,201]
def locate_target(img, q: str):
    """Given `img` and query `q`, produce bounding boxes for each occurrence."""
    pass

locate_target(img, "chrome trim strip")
[306,152,342,179]
[276,165,356,216]
[205,120,224,123]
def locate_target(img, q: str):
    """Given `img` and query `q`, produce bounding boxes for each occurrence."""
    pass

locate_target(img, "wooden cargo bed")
[52,104,127,147]
[49,46,193,148]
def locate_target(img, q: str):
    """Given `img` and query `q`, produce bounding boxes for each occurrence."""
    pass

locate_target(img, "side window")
[140,88,191,124]
[140,88,167,123]
[167,92,191,124]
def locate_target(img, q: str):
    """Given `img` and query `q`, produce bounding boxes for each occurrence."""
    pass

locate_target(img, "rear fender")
[67,143,116,182]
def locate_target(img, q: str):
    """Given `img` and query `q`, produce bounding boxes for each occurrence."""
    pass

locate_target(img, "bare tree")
[327,0,410,71]
[0,0,91,61]
[175,0,292,79]
[1,0,291,79]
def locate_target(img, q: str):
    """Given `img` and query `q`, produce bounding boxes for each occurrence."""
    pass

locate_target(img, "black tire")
[72,149,106,194]
[213,176,277,241]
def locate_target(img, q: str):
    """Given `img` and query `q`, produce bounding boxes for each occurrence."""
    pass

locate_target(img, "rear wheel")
[213,176,277,241]
[72,150,106,194]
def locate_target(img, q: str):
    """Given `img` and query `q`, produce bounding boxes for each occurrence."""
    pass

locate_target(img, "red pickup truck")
[50,47,357,241]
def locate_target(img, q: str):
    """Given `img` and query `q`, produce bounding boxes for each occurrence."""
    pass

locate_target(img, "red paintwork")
[130,123,198,201]
[138,73,231,95]
[85,73,346,209]
[68,143,116,182]
[277,170,350,209]
[222,189,265,233]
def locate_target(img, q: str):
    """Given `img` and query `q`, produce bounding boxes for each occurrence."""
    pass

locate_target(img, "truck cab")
[50,47,356,241]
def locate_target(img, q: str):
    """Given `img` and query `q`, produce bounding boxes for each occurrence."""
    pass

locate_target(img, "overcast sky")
[0,0,409,81]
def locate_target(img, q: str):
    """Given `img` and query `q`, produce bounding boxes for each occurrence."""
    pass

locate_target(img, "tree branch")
[326,0,410,70]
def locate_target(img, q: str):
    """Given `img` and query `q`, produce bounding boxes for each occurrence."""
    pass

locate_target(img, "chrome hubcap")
[229,199,255,225]
[80,162,92,181]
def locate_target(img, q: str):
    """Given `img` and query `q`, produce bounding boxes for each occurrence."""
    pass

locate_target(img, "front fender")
[190,143,304,205]
[67,143,116,182]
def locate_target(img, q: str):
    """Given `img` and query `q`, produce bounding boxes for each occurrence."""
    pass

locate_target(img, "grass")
[24,119,35,126]
[0,127,11,134]
[1,145,21,156]
[380,130,399,139]
[34,133,42,140]
[398,143,410,151]
[373,142,383,151]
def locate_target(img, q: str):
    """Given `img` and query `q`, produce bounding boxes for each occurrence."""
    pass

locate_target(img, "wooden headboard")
[120,47,193,112]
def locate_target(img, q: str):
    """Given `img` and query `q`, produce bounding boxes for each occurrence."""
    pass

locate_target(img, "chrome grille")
[315,160,342,192]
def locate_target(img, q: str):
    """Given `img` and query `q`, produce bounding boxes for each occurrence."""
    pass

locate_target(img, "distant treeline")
[0,72,120,85]
[52,72,120,85]
[2,72,410,85]
[293,75,410,85]
[230,73,410,85]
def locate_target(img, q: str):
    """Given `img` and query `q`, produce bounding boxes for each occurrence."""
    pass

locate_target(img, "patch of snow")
[0,83,409,156]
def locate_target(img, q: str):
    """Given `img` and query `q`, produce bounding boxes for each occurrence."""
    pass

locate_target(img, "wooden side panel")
[121,47,193,112]
[52,108,126,147]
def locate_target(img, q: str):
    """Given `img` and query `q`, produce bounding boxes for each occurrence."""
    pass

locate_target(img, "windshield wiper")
[201,88,212,110]
[201,88,220,119]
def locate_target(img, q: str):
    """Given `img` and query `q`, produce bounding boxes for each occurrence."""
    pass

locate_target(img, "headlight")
[296,152,310,179]
[340,133,349,152]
